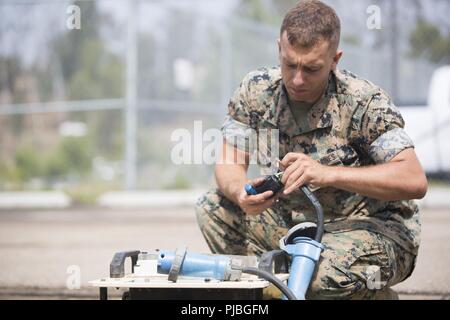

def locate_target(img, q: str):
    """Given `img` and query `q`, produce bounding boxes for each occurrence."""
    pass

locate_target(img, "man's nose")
[292,70,305,87]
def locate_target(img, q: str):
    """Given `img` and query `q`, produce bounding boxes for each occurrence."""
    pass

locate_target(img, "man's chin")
[289,92,311,102]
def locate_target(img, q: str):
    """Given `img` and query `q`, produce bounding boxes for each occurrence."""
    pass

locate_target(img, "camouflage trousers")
[195,188,417,300]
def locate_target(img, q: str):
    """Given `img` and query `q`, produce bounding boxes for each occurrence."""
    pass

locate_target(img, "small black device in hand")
[245,172,284,196]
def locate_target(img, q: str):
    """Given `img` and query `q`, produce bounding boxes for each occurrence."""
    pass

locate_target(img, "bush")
[0,136,95,189]
[43,136,93,181]
[14,147,43,182]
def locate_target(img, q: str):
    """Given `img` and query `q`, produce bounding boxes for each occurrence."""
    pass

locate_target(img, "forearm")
[328,161,427,201]
[215,163,248,204]
[215,138,251,204]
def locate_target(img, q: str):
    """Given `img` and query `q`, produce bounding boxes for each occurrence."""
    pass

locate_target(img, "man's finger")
[280,152,304,168]
[251,177,266,187]
[283,176,306,195]
[281,159,302,184]
[246,190,274,204]
[284,166,304,189]
[251,196,277,214]
[279,160,292,172]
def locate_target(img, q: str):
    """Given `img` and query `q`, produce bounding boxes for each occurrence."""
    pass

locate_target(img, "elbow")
[411,175,428,200]
[214,164,222,183]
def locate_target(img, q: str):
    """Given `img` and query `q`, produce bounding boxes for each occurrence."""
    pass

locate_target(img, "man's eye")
[304,68,318,73]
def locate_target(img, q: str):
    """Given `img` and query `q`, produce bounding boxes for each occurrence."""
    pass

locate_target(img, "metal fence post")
[125,0,137,190]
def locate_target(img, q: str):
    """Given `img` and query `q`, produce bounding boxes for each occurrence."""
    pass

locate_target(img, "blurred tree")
[53,1,100,82]
[237,0,282,25]
[67,39,124,99]
[51,1,124,158]
[43,136,93,181]
[14,146,42,182]
[409,19,450,64]
[0,1,126,189]
[0,56,22,102]
[51,1,124,100]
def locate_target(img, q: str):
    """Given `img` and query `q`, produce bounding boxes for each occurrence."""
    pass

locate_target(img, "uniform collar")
[263,70,339,137]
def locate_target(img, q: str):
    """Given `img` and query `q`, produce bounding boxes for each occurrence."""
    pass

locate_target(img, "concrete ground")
[0,206,449,300]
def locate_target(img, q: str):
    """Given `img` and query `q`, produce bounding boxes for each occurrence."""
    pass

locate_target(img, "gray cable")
[241,267,298,300]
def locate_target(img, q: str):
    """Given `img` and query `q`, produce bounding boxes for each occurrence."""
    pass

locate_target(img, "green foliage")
[49,0,124,101]
[240,0,278,25]
[236,0,294,26]
[43,151,69,179]
[0,56,28,104]
[343,35,361,46]
[44,136,93,179]
[409,19,450,64]
[65,181,118,206]
[14,147,42,181]
[53,0,100,81]
[67,40,124,100]
[0,136,94,188]
[52,0,125,161]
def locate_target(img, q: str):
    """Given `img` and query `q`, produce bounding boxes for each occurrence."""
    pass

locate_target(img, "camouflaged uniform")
[195,66,419,299]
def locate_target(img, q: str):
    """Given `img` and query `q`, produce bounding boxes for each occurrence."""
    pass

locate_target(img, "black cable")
[241,175,325,300]
[241,267,298,300]
[300,186,324,243]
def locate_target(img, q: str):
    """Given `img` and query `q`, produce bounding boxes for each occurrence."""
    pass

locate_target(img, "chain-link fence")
[0,0,448,195]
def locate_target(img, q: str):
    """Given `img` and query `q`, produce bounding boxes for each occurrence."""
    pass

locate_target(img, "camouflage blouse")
[222,66,420,255]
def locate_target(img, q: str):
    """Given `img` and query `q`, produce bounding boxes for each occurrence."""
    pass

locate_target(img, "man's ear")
[331,50,343,71]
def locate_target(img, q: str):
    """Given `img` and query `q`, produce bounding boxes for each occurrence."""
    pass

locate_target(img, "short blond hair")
[280,0,341,51]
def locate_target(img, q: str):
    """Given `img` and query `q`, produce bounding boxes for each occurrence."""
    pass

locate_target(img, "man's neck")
[289,76,330,106]
[289,85,325,106]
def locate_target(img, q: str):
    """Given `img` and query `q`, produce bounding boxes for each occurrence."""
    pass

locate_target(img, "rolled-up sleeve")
[368,127,414,163]
[221,115,256,153]
[221,74,257,154]
[355,92,415,163]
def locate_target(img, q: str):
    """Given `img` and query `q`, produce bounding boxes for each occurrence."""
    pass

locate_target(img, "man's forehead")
[280,46,326,66]
[279,32,330,64]
[281,51,324,65]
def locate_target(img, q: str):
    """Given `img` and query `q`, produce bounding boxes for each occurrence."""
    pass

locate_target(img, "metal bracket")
[168,246,187,282]
[258,249,290,274]
[110,250,141,278]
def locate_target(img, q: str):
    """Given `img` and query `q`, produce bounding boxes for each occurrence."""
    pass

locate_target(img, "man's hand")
[279,149,427,201]
[280,152,332,195]
[237,177,277,216]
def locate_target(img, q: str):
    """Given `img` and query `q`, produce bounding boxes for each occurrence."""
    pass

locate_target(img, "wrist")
[324,166,341,187]
[229,181,246,203]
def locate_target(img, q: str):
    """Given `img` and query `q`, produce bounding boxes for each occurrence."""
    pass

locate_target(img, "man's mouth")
[291,88,308,94]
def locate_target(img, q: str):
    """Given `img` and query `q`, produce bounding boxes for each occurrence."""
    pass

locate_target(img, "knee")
[195,189,221,218]
[194,188,248,255]
[196,187,240,213]
[306,258,367,300]
[194,189,218,229]
[195,188,241,227]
